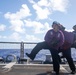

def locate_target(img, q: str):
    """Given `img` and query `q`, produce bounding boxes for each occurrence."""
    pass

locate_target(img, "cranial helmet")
[52,21,60,27]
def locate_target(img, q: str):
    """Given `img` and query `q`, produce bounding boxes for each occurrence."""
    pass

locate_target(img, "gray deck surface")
[0,64,75,75]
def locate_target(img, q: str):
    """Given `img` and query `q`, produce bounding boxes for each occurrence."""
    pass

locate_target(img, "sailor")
[59,25,76,74]
[72,25,76,47]
[73,25,76,33]
[26,21,64,75]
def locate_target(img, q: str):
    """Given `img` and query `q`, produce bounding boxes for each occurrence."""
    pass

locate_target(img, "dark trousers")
[71,33,76,48]
[60,48,75,71]
[29,41,75,72]
[29,41,60,73]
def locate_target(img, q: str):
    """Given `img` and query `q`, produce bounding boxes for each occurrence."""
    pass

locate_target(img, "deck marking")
[1,61,16,73]
[60,65,68,73]
[2,62,16,68]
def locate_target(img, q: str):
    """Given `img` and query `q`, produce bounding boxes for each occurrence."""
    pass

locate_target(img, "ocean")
[0,48,76,61]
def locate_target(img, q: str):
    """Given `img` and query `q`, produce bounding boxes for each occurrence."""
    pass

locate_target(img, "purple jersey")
[61,31,74,50]
[44,29,64,50]
[63,31,74,44]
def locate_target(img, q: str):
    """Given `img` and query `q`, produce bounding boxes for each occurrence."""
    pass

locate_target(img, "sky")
[0,0,76,42]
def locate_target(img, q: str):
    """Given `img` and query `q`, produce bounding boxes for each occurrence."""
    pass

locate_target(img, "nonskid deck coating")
[0,64,75,75]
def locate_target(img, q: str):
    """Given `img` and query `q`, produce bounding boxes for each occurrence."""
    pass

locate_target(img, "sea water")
[0,48,76,61]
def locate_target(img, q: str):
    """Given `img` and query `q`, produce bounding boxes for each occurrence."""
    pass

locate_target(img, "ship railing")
[0,41,42,64]
[0,41,70,64]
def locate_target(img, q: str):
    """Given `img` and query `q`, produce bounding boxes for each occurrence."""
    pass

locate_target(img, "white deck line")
[0,62,16,73]
[60,65,68,73]
[2,62,16,68]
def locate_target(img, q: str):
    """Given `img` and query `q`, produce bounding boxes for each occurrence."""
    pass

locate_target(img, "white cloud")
[4,4,31,33]
[9,20,25,33]
[24,20,50,34]
[0,24,6,31]
[65,29,73,32]
[28,0,35,4]
[0,35,3,39]
[25,34,41,42]
[37,0,50,7]
[2,0,69,42]
[0,33,23,42]
[9,32,22,41]
[50,0,69,12]
[4,4,31,20]
[0,35,7,41]
[33,4,51,20]
[29,0,69,20]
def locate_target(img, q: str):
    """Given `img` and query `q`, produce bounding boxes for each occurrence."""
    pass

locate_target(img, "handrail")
[0,41,38,44]
[0,41,38,61]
